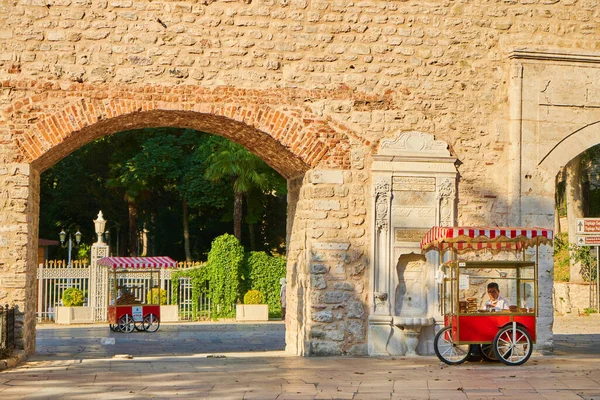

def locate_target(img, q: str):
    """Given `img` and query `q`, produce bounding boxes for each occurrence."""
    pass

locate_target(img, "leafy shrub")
[146,288,168,305]
[170,235,286,320]
[246,251,286,317]
[207,234,245,318]
[243,290,264,304]
[62,288,84,307]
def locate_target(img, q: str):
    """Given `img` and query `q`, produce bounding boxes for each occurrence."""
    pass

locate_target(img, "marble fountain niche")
[368,131,458,356]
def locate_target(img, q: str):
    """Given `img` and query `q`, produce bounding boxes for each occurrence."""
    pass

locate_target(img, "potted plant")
[236,290,268,321]
[56,287,93,324]
[146,287,178,322]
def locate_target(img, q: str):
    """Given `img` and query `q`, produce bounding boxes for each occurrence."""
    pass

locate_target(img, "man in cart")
[485,282,510,311]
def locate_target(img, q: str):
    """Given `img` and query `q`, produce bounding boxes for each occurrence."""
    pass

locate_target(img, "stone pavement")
[0,316,599,399]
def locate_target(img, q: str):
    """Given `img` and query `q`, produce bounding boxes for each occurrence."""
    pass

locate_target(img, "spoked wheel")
[493,324,533,366]
[141,313,160,332]
[109,324,119,332]
[118,314,135,333]
[479,344,499,362]
[434,326,472,365]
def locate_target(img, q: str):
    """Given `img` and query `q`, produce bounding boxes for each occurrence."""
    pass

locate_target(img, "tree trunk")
[182,197,192,262]
[249,223,256,251]
[127,197,138,256]
[555,172,562,234]
[234,190,243,242]
[566,155,584,282]
[141,222,148,257]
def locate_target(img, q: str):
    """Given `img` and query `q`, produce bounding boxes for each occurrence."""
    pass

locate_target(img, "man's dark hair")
[487,282,499,291]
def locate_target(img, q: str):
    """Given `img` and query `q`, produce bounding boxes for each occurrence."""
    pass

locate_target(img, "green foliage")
[584,307,597,316]
[245,251,286,317]
[62,288,84,307]
[207,234,245,318]
[171,237,286,320]
[243,290,264,304]
[40,128,287,260]
[146,288,168,305]
[553,233,570,282]
[570,244,598,283]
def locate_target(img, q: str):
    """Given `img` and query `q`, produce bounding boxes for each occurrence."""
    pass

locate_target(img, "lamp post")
[59,229,81,268]
[94,210,107,245]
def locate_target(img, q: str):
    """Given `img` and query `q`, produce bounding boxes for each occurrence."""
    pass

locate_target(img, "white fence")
[37,260,210,322]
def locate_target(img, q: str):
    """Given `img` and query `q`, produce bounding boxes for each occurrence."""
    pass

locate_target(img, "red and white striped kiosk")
[420,227,553,366]
[98,256,177,333]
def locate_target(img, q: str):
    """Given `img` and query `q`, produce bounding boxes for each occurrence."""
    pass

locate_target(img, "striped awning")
[97,256,177,269]
[420,227,554,252]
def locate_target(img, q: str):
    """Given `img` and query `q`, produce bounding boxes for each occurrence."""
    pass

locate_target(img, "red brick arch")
[7,84,356,179]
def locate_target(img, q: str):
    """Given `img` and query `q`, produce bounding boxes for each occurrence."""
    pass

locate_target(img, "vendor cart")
[98,256,177,333]
[420,227,553,366]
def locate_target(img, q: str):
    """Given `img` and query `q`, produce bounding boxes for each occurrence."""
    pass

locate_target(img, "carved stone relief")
[438,178,456,227]
[374,180,390,232]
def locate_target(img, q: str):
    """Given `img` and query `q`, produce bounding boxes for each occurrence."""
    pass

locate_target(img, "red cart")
[98,256,177,333]
[420,227,553,366]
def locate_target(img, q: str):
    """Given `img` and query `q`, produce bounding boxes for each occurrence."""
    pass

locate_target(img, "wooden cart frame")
[98,256,176,333]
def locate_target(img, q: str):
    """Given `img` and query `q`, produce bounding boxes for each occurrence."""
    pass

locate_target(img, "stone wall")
[3,0,600,356]
[554,282,598,316]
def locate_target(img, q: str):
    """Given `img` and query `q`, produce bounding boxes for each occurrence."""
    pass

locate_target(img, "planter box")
[55,306,93,324]
[160,305,178,322]
[236,304,268,321]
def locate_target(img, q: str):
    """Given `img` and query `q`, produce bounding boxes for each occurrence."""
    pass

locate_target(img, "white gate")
[36,260,90,322]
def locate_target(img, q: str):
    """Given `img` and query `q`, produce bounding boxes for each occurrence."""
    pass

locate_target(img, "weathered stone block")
[311,170,344,184]
[347,301,365,318]
[311,310,332,322]
[311,263,329,274]
[314,200,340,211]
[311,274,326,289]
[309,341,342,356]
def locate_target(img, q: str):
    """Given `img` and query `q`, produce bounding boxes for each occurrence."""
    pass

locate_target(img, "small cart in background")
[420,227,553,366]
[98,256,177,333]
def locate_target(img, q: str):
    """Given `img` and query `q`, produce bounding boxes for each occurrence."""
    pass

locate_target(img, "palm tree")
[204,139,273,243]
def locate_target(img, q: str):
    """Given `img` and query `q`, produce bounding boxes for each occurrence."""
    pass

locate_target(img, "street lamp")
[59,229,81,267]
[94,210,107,244]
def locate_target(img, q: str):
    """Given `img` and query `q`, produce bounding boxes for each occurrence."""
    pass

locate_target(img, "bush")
[246,251,286,317]
[207,234,245,318]
[62,288,84,307]
[146,288,168,305]
[243,290,263,304]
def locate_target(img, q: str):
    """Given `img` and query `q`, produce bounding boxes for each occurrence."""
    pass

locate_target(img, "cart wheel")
[142,313,160,333]
[493,324,533,366]
[109,324,119,332]
[118,314,135,333]
[134,320,145,331]
[434,326,472,365]
[479,344,499,362]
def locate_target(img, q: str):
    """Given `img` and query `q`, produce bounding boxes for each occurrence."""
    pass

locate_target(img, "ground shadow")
[33,322,285,360]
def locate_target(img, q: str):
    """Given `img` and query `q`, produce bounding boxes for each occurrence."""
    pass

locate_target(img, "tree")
[204,138,284,245]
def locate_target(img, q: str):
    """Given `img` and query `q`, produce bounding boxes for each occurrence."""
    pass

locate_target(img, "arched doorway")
[2,88,371,356]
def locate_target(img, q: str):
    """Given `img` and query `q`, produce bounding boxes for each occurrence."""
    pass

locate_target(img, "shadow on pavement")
[553,333,600,356]
[33,322,285,360]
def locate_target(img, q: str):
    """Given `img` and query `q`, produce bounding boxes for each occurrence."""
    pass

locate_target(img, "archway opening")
[553,144,600,315]
[31,109,312,357]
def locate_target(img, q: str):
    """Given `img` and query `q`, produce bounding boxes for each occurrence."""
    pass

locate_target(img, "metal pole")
[67,235,72,268]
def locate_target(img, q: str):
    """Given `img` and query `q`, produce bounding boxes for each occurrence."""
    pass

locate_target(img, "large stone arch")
[5,84,359,177]
[0,83,373,357]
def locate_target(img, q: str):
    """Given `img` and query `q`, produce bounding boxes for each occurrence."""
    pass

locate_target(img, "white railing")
[36,260,209,322]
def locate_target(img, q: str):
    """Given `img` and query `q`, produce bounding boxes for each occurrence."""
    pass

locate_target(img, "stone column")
[0,163,38,355]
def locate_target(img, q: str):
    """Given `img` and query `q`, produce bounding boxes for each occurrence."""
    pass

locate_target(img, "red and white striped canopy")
[97,256,177,269]
[420,227,553,252]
